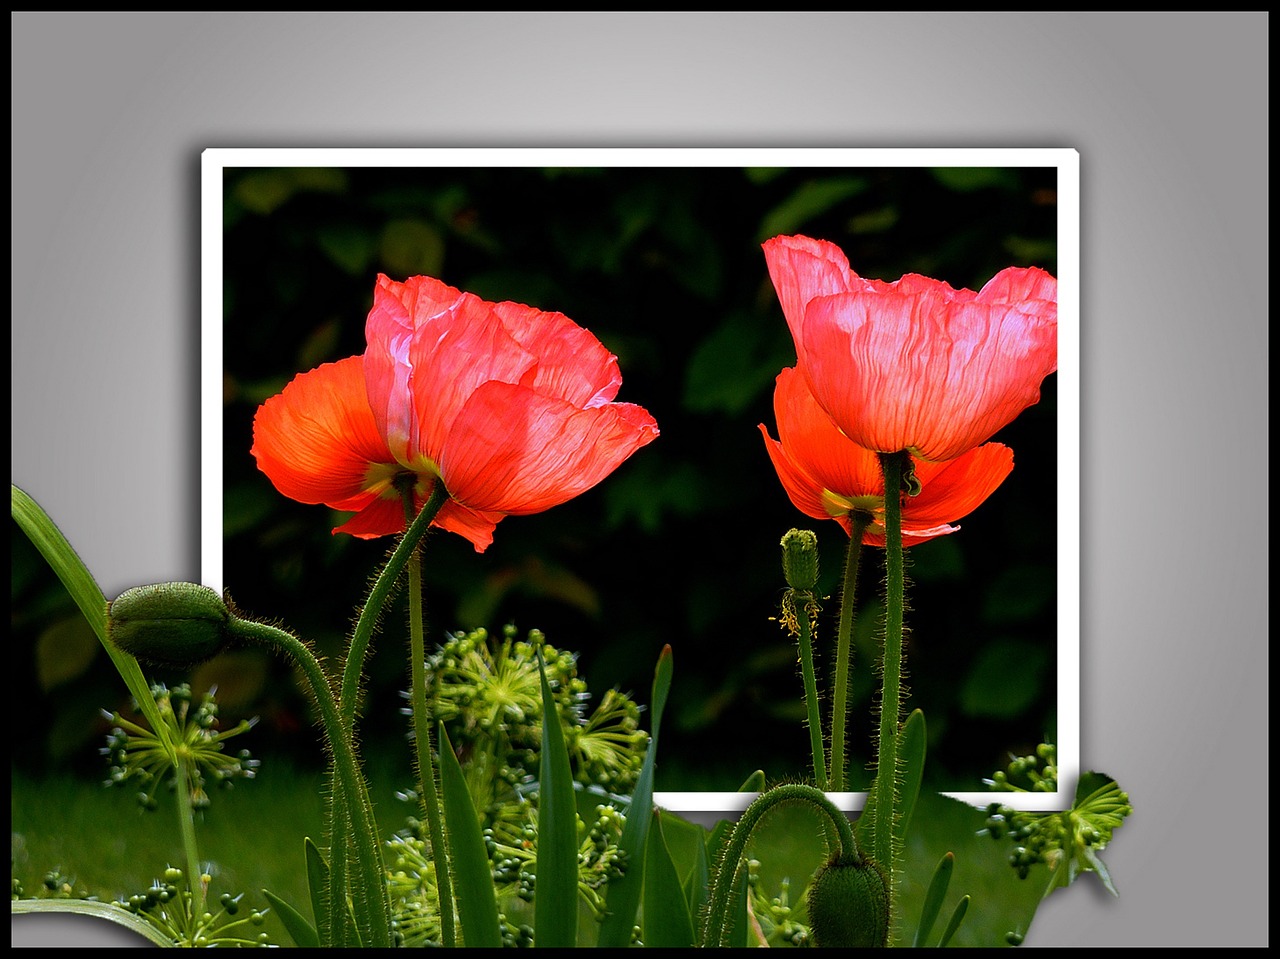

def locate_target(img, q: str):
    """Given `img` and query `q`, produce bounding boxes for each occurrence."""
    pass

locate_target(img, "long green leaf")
[684,818,711,929]
[534,651,579,948]
[937,894,970,947]
[438,723,503,948]
[596,644,673,948]
[11,485,170,745]
[858,708,927,852]
[896,708,927,842]
[11,898,178,947]
[912,851,954,948]
[303,838,330,947]
[262,889,319,949]
[642,811,695,948]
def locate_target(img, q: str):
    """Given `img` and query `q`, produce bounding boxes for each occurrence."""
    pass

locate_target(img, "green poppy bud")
[108,583,230,666]
[806,853,890,948]
[780,528,820,592]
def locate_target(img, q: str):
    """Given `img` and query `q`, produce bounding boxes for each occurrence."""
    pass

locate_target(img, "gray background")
[11,12,1268,948]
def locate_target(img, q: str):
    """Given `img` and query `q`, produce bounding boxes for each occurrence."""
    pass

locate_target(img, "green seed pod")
[780,528,820,592]
[108,583,230,666]
[806,853,890,948]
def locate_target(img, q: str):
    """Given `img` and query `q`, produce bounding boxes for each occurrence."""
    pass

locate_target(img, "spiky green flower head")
[101,683,258,812]
[805,852,890,948]
[423,625,648,798]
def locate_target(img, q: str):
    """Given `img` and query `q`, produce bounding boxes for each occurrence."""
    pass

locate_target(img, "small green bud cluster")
[116,866,272,947]
[745,862,811,947]
[982,746,1132,886]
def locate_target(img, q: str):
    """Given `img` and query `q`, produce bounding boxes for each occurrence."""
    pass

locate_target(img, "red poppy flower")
[251,275,659,552]
[759,367,1014,546]
[763,234,1057,463]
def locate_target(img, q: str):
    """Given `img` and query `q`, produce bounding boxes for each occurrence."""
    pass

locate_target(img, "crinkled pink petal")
[800,287,1056,462]
[363,274,470,465]
[762,235,862,346]
[405,292,537,465]
[491,300,623,408]
[439,380,659,515]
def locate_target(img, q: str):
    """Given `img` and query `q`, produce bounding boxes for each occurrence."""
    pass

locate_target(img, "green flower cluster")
[386,626,647,947]
[423,625,648,805]
[981,745,1132,895]
[100,682,259,812]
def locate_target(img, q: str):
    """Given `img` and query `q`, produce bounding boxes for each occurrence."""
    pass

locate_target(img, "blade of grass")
[262,889,319,949]
[642,810,695,948]
[937,894,970,947]
[858,708,927,853]
[11,485,170,747]
[912,851,954,948]
[533,650,579,948]
[303,838,330,947]
[596,644,673,948]
[438,723,503,948]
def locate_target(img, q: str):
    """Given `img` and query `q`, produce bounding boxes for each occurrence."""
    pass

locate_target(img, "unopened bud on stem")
[806,852,890,948]
[781,528,820,592]
[108,583,230,666]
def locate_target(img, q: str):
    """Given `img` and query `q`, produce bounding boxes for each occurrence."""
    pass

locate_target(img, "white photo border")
[201,146,1080,814]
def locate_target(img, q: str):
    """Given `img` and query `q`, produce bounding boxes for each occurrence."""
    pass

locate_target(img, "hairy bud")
[806,853,890,948]
[108,583,230,666]
[780,528,820,592]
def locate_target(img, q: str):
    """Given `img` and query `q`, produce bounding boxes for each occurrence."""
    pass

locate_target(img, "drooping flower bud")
[780,528,820,592]
[805,852,890,948]
[107,583,230,666]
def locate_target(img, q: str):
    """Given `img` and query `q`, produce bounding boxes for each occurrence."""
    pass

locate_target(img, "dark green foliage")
[13,165,1059,793]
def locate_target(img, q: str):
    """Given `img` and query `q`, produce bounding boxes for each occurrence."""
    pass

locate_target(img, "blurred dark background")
[12,164,1059,794]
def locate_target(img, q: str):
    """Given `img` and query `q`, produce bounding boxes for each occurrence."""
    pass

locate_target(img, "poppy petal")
[492,300,623,408]
[800,289,1055,462]
[903,444,1015,527]
[440,381,659,515]
[251,357,394,507]
[762,234,861,346]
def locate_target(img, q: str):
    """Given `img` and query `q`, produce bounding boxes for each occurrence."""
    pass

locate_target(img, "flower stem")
[174,751,206,922]
[324,480,448,944]
[829,514,871,792]
[870,452,909,906]
[702,784,857,947]
[403,488,456,948]
[340,481,450,726]
[793,591,827,791]
[227,617,393,949]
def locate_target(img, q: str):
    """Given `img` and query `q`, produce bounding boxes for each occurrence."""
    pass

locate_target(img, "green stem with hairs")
[830,513,871,792]
[870,452,909,908]
[403,487,456,948]
[340,481,450,725]
[227,617,393,949]
[701,784,858,947]
[793,591,827,791]
[326,480,449,944]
